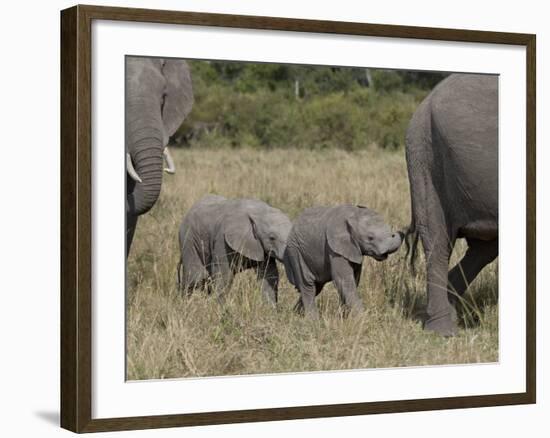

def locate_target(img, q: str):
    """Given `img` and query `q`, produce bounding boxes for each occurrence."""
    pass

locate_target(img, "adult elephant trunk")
[125,106,165,257]
[126,133,164,217]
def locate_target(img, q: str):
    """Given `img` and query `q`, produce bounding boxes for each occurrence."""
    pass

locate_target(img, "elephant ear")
[224,214,265,262]
[160,59,195,139]
[326,207,363,264]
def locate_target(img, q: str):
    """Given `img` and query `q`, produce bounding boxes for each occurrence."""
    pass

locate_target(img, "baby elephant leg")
[210,257,234,305]
[300,283,319,319]
[178,257,209,295]
[256,258,279,305]
[330,255,364,315]
[293,283,324,316]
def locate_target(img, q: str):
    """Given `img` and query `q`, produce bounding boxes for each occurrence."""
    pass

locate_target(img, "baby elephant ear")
[224,214,265,262]
[326,208,363,264]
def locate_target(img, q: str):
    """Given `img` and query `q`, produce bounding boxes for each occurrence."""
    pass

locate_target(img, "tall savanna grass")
[127,147,498,380]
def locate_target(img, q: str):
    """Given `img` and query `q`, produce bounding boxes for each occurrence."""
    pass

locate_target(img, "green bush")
[362,91,422,149]
[296,93,366,150]
[173,61,440,151]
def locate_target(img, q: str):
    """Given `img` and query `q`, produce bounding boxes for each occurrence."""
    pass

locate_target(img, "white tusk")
[126,153,142,183]
[163,147,176,174]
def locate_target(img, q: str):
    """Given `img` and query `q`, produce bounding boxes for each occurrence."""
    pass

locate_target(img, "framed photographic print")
[60,4,536,433]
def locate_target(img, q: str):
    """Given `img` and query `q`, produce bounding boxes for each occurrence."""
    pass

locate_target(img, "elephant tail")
[176,258,183,291]
[403,221,419,275]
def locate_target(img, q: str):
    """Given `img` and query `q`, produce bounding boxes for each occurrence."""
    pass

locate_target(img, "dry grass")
[127,147,498,380]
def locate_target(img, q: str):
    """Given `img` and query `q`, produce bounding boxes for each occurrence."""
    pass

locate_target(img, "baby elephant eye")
[367,235,374,241]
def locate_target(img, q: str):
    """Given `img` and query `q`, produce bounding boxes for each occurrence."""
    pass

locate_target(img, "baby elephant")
[283,204,402,317]
[178,195,292,304]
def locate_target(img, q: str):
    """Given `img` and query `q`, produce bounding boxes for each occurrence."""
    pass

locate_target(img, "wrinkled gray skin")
[406,73,498,336]
[283,205,402,317]
[178,195,292,304]
[126,57,194,257]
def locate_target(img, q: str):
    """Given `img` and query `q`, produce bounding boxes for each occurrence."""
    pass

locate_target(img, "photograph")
[125,57,499,381]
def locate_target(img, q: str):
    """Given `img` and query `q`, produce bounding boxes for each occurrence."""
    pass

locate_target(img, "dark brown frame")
[60,4,536,433]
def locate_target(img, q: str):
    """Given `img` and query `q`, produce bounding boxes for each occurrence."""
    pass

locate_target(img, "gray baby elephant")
[283,205,403,317]
[178,195,292,304]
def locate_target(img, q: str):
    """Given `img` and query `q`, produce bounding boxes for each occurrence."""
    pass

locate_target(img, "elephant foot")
[424,313,458,337]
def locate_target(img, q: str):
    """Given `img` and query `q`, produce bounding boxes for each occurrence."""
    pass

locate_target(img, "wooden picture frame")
[60,4,536,433]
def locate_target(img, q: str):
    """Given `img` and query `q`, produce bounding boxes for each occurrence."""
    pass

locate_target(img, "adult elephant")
[405,73,498,336]
[126,57,194,256]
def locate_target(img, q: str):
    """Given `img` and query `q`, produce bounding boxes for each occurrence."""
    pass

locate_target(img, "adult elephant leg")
[448,239,498,302]
[256,259,279,305]
[126,175,138,258]
[418,188,457,335]
[126,214,138,258]
[423,228,455,336]
[407,121,454,334]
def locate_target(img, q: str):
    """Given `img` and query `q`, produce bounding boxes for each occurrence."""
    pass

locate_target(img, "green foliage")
[174,61,448,150]
[370,69,449,94]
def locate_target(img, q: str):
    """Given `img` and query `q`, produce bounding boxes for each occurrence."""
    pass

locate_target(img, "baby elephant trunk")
[277,244,289,263]
[387,231,404,253]
[374,232,403,261]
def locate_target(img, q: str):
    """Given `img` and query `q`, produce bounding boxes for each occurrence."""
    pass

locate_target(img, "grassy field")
[127,147,498,380]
